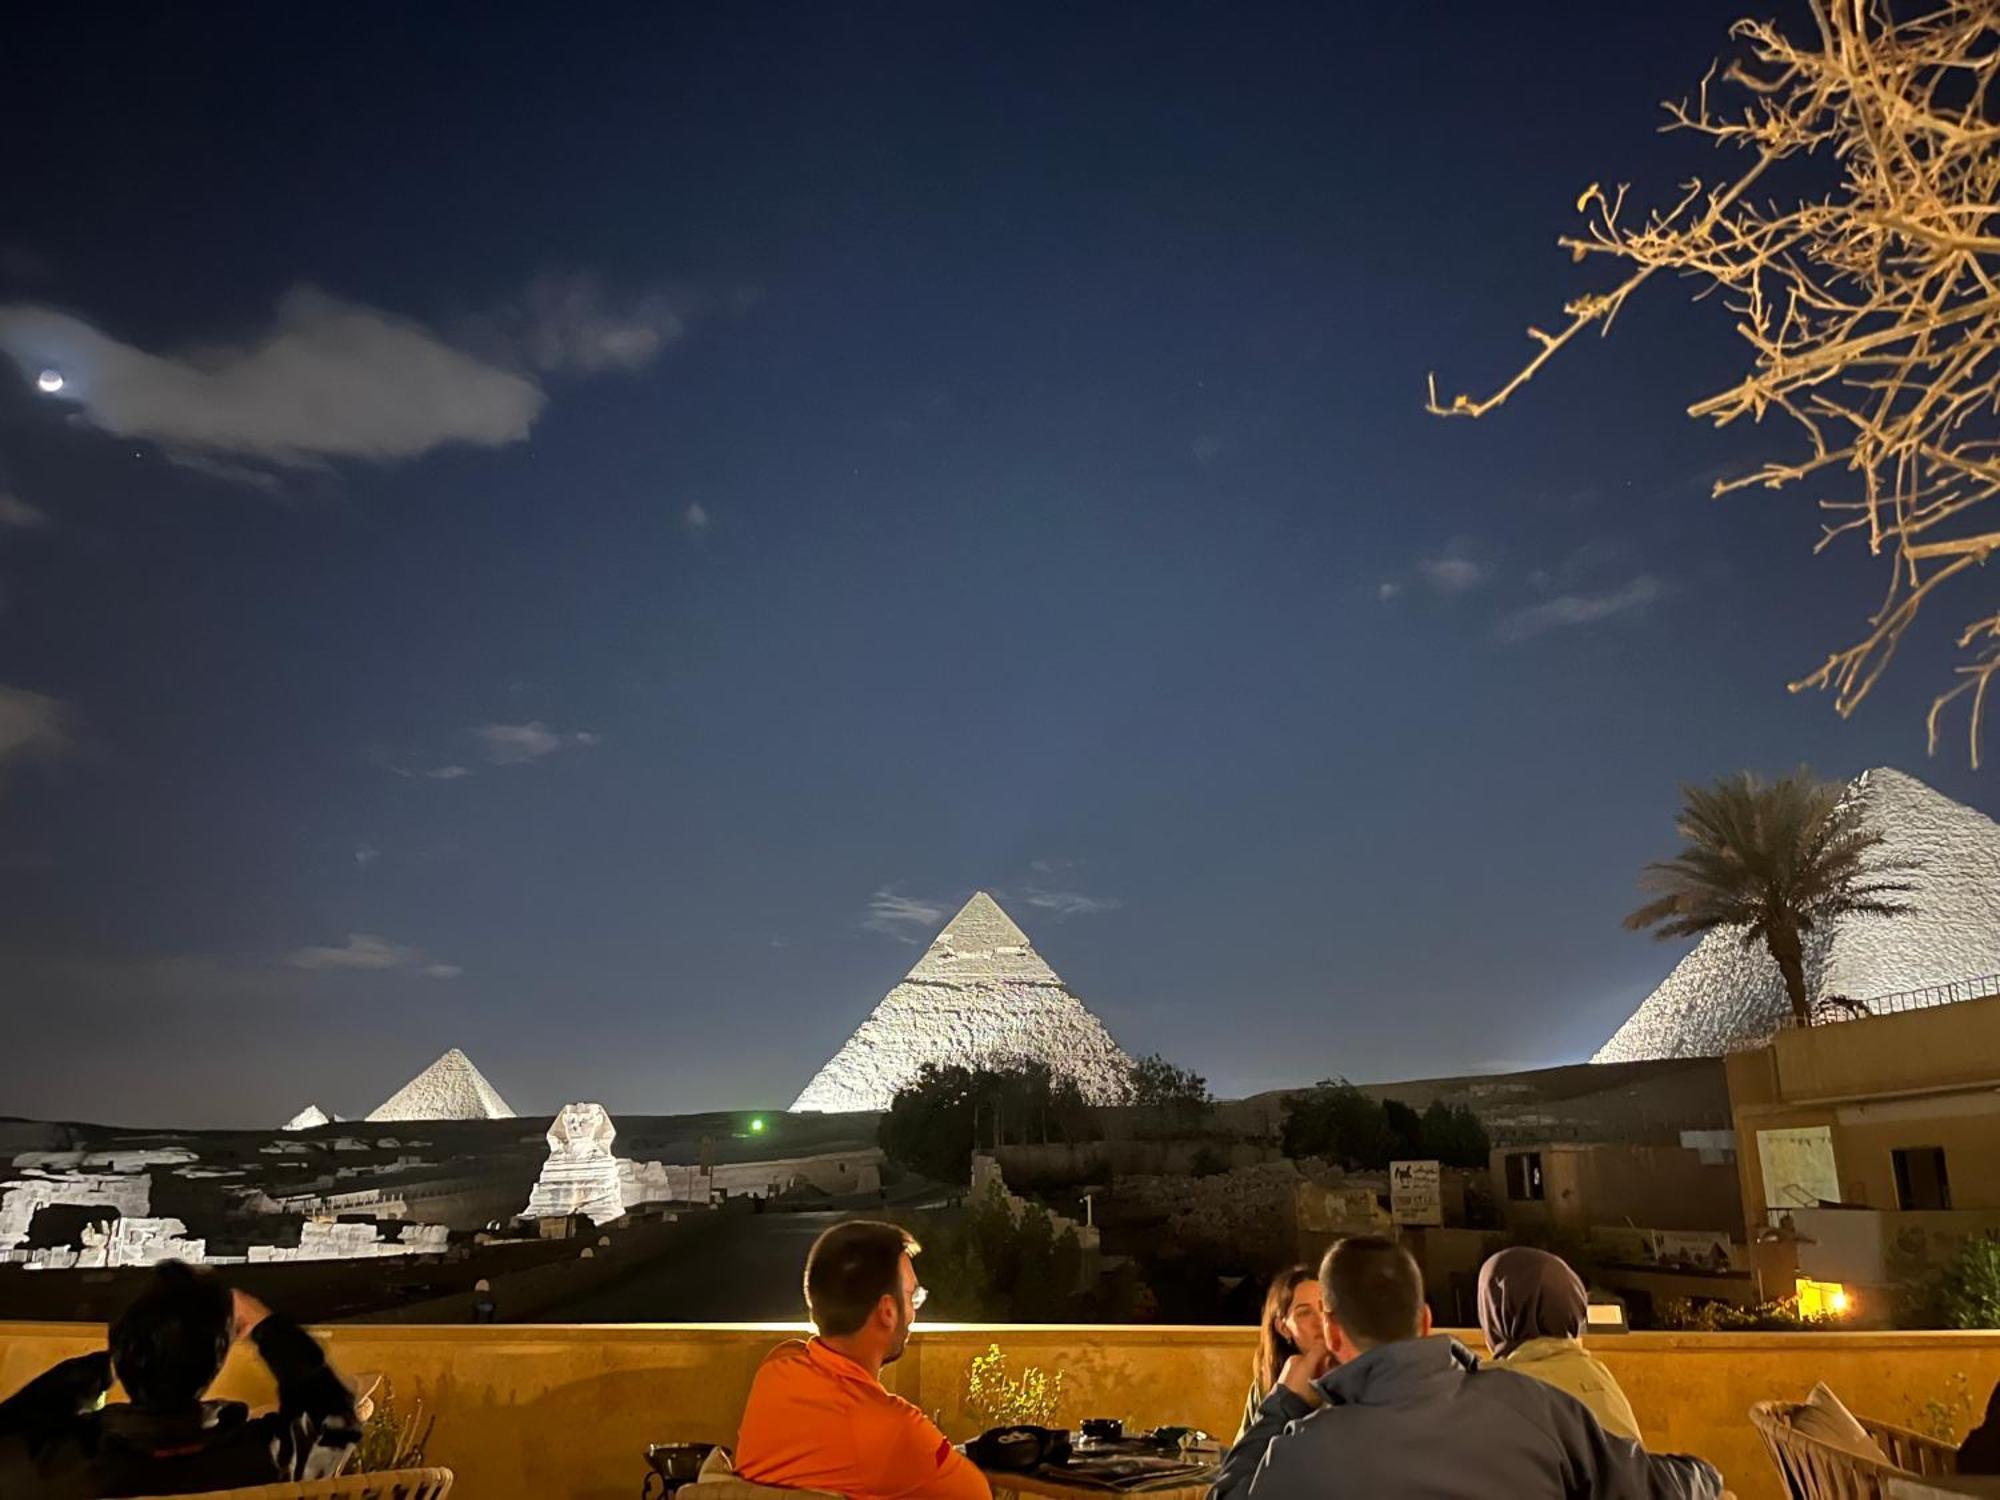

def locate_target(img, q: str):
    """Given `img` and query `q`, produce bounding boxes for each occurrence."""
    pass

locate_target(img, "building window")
[1505,1152,1545,1202]
[1892,1147,1952,1211]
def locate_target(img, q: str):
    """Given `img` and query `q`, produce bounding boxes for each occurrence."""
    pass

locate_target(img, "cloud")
[684,502,710,531]
[424,764,472,780]
[1022,888,1122,918]
[1377,581,1402,602]
[0,288,544,469]
[0,685,69,769]
[496,272,687,376]
[472,721,600,766]
[1494,574,1666,644]
[1417,548,1488,595]
[0,493,49,530]
[354,844,380,868]
[862,888,949,941]
[282,932,460,977]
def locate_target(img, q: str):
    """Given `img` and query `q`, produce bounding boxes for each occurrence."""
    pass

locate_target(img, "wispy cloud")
[862,888,949,942]
[0,276,697,488]
[1380,540,1488,601]
[1494,574,1666,644]
[1022,887,1122,918]
[0,289,542,470]
[0,684,69,771]
[283,932,461,978]
[1416,547,1488,595]
[684,502,710,531]
[478,272,688,377]
[354,844,380,869]
[0,493,49,531]
[472,721,600,766]
[424,764,472,781]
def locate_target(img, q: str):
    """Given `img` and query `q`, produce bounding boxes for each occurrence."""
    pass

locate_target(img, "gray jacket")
[1210,1335,1720,1500]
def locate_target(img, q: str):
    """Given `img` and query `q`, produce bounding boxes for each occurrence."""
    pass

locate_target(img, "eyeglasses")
[911,1284,929,1312]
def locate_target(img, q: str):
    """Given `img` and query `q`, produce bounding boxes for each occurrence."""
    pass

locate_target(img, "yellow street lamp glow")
[1796,1276,1854,1319]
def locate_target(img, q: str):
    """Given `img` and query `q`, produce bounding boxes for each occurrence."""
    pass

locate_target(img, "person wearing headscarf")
[1476,1246,1641,1442]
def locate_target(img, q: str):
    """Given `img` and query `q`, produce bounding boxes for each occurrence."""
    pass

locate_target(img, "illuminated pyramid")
[791,891,1133,1113]
[366,1048,515,1122]
[1594,768,2000,1061]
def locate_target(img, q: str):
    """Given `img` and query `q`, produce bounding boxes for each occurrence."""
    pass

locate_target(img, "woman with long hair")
[1236,1265,1330,1441]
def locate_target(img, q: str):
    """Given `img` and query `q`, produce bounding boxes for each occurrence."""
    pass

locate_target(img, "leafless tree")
[1429,1,2000,762]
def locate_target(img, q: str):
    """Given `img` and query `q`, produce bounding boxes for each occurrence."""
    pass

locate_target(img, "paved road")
[529,1208,840,1322]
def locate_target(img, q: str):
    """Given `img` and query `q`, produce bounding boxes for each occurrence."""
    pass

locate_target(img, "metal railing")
[1774,970,2000,1029]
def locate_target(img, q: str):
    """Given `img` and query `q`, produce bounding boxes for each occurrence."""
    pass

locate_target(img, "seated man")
[0,1261,359,1498]
[1213,1236,1723,1500]
[736,1220,989,1500]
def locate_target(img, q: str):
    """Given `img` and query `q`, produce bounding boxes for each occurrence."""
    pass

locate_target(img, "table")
[977,1462,1220,1500]
[1888,1477,2000,1498]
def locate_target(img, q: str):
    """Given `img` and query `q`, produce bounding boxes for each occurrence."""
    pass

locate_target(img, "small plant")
[1653,1295,1828,1332]
[1910,1371,1974,1444]
[1930,1235,2000,1330]
[351,1378,437,1473]
[965,1343,1065,1428]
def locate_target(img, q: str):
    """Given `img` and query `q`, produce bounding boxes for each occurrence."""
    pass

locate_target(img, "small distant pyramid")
[1595,767,2000,1061]
[366,1048,515,1122]
[281,1104,332,1131]
[791,891,1133,1113]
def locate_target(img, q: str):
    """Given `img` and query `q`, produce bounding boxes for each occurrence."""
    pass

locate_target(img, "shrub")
[965,1343,1066,1428]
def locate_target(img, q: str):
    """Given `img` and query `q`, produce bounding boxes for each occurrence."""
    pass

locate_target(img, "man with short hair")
[0,1261,359,1497]
[735,1219,990,1500]
[1212,1237,1723,1500]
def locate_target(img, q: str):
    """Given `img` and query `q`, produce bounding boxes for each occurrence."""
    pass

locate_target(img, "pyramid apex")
[366,1047,515,1122]
[791,886,1133,1112]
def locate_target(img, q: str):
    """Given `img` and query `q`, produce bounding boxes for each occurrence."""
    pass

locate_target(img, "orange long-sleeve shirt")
[735,1339,991,1500]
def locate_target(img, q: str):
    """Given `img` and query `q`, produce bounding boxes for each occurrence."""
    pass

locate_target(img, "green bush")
[878,1060,1096,1184]
[1279,1080,1490,1170]
[1902,1233,2000,1329]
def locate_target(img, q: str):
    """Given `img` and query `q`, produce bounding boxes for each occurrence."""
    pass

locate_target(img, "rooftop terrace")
[5,1321,1999,1500]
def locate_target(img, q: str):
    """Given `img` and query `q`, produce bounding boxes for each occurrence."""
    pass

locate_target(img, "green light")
[749,1117,767,1133]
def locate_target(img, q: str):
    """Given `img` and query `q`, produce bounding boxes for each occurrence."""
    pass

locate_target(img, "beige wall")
[1768,994,2000,1105]
[1728,1002,2000,1237]
[7,1321,2000,1500]
[1492,1144,1741,1236]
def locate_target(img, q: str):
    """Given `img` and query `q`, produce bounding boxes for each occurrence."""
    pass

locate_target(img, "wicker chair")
[1751,1401,1958,1500]
[128,1467,454,1500]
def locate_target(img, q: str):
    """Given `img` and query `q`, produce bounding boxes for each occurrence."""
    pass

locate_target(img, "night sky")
[4,2,1994,1129]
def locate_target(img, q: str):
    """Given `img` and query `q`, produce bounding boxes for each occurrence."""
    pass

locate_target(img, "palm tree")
[1625,769,1917,1027]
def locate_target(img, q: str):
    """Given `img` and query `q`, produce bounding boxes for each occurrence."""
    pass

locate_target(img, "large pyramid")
[366,1048,516,1122]
[1594,767,2000,1062]
[791,891,1134,1113]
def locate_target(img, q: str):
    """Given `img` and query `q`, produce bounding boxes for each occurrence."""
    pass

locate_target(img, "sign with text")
[1390,1159,1442,1226]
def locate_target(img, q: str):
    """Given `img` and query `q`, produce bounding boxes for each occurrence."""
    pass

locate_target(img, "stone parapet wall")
[6,1320,2000,1500]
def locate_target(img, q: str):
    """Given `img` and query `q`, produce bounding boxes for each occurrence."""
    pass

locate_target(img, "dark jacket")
[1957,1380,2000,1475]
[0,1314,360,1498]
[1211,1335,1721,1500]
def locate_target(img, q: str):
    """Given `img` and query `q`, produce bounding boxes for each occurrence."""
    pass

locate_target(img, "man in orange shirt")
[736,1221,990,1500]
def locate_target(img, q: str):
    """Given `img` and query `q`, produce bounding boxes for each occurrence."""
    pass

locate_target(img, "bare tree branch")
[1430,0,2000,764]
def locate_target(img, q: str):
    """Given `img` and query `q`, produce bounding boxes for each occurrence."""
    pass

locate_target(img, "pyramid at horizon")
[790,891,1134,1113]
[366,1048,516,1122]
[281,1104,333,1131]
[1595,767,2000,1062]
